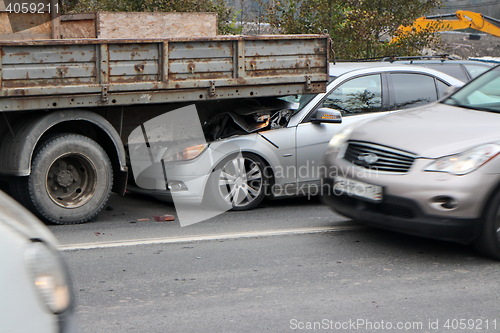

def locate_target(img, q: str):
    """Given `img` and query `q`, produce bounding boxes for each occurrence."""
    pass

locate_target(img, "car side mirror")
[311,108,342,124]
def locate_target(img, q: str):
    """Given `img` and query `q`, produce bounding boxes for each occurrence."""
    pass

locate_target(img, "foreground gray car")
[322,65,500,259]
[0,190,76,332]
[128,63,462,211]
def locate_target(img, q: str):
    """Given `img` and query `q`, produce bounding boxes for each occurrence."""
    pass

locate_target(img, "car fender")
[209,134,284,180]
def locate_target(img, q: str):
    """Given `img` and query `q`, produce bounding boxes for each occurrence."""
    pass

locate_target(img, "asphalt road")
[49,194,500,333]
[48,193,355,248]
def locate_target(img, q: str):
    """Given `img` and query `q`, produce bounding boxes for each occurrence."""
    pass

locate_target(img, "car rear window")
[391,73,438,109]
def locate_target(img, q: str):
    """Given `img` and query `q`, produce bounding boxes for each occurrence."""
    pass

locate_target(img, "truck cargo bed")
[0,35,329,111]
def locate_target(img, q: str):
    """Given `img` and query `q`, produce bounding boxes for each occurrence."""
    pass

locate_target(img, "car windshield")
[278,76,338,113]
[443,66,500,113]
[278,94,316,112]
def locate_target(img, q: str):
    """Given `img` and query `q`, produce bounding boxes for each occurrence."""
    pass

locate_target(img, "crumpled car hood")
[202,97,295,142]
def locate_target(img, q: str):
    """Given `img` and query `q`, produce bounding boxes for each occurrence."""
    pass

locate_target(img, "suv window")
[419,63,469,82]
[321,74,382,116]
[463,64,491,79]
[391,73,438,109]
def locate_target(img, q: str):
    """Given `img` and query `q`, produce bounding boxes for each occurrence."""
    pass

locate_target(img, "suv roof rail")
[341,56,398,62]
[382,54,457,62]
[345,54,457,63]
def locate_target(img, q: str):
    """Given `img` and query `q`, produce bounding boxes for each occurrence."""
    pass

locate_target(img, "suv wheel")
[474,190,500,260]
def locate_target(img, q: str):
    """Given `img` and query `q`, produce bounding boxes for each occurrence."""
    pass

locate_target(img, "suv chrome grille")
[343,141,416,173]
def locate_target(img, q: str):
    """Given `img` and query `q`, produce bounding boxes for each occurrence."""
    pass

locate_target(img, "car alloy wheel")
[210,154,267,211]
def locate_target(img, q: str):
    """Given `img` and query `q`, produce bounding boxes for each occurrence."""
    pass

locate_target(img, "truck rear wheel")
[12,134,113,224]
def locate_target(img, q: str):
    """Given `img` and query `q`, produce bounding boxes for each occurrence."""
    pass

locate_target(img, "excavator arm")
[391,10,500,43]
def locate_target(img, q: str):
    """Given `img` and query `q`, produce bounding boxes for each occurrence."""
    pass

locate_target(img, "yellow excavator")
[391,10,500,43]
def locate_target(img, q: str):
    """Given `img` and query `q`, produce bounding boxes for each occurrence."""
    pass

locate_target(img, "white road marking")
[59,225,364,251]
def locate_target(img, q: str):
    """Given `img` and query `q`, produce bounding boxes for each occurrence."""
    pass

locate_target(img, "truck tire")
[474,190,500,260]
[11,134,113,224]
[206,153,267,211]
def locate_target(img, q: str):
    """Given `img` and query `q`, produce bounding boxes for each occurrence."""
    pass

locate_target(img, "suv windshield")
[444,66,500,113]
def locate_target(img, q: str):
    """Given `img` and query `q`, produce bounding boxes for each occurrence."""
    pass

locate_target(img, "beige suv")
[322,65,500,259]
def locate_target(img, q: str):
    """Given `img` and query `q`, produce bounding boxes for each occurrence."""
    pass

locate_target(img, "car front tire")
[206,153,268,211]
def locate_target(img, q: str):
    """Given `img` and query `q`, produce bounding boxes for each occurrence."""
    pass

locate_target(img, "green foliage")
[62,0,239,35]
[266,0,442,59]
[267,0,346,35]
[62,0,142,12]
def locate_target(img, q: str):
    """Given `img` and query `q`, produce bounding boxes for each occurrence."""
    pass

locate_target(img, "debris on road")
[154,215,176,222]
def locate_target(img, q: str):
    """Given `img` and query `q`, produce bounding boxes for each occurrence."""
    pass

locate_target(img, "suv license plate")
[333,176,383,202]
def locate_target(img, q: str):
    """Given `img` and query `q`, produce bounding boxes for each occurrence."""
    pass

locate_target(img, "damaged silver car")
[127,63,463,210]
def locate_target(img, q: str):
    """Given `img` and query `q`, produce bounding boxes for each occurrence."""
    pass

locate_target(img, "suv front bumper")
[322,181,481,244]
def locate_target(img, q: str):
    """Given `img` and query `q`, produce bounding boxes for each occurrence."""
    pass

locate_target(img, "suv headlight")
[25,241,71,314]
[425,143,500,175]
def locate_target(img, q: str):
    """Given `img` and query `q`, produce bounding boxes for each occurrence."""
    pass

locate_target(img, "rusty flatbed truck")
[0,34,330,224]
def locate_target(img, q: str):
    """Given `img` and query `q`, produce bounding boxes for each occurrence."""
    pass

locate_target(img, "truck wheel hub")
[56,170,74,187]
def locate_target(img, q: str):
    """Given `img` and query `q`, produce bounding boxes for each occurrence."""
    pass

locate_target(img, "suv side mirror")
[311,108,342,124]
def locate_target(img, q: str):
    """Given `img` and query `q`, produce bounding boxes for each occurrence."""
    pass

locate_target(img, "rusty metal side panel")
[2,44,97,88]
[244,38,328,77]
[0,35,330,110]
[0,82,327,112]
[167,40,235,82]
[108,43,160,83]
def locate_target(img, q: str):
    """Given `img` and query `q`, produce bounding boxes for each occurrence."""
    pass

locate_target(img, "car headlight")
[328,127,353,149]
[25,241,71,314]
[164,143,207,162]
[425,143,500,175]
